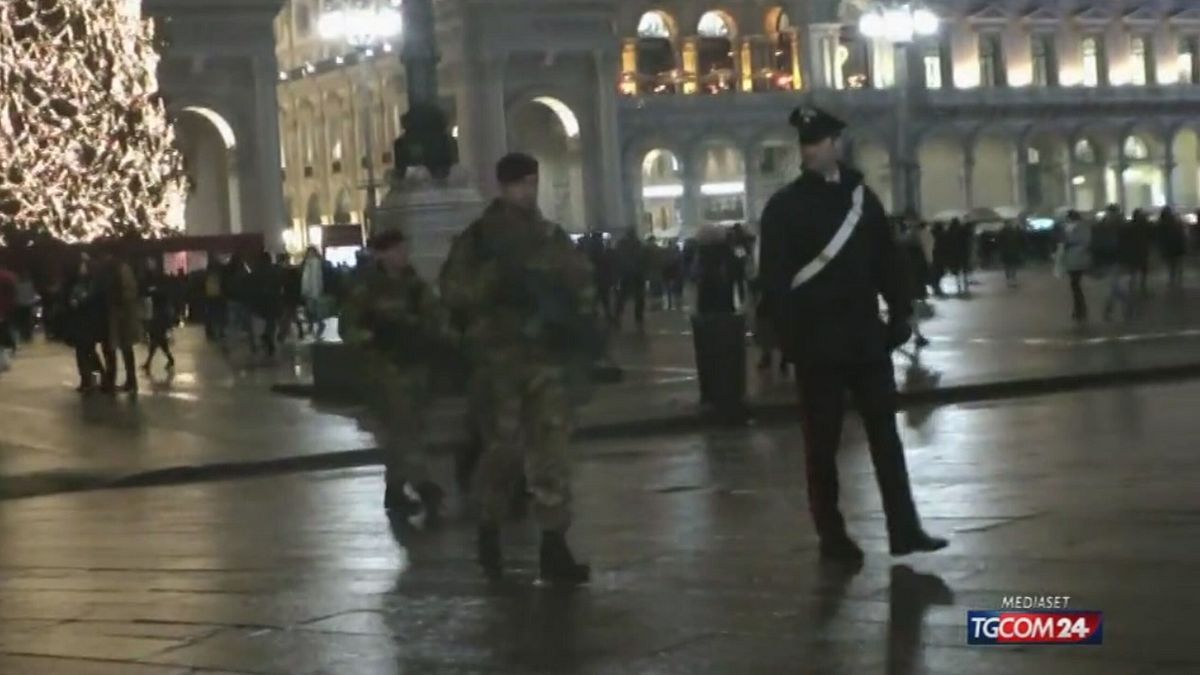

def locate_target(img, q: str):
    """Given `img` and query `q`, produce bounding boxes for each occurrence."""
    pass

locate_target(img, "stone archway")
[175,106,242,235]
[1025,131,1071,212]
[918,131,966,218]
[1121,131,1166,211]
[694,139,747,226]
[1171,126,1200,210]
[305,193,323,225]
[508,96,586,232]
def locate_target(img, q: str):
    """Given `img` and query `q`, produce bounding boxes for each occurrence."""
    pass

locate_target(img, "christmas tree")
[0,0,185,245]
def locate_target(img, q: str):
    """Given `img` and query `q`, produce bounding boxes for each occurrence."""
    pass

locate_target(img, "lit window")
[979,34,1006,87]
[1178,37,1199,84]
[1074,139,1096,164]
[924,45,942,89]
[1130,37,1147,85]
[1124,136,1149,161]
[1081,38,1100,86]
[698,12,731,38]
[637,11,671,39]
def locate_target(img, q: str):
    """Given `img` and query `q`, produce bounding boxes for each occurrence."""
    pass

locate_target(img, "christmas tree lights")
[0,0,186,244]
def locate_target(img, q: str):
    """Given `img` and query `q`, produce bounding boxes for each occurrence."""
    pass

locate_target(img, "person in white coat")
[1060,210,1093,322]
[300,247,326,339]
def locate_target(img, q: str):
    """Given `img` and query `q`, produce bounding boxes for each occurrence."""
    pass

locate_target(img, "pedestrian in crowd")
[99,252,141,393]
[660,240,685,310]
[758,106,946,563]
[1158,206,1187,291]
[300,246,327,339]
[63,256,107,391]
[441,152,599,585]
[277,253,303,342]
[13,271,37,343]
[1060,209,1093,322]
[140,257,176,371]
[614,226,647,330]
[0,266,16,372]
[997,221,1024,288]
[897,215,931,349]
[946,219,970,295]
[1093,205,1133,321]
[584,233,615,321]
[929,222,949,297]
[223,253,254,352]
[729,223,755,308]
[247,251,283,359]
[203,257,226,341]
[341,229,450,518]
[1129,209,1153,294]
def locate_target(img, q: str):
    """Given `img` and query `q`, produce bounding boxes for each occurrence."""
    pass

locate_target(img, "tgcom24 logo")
[967,610,1104,645]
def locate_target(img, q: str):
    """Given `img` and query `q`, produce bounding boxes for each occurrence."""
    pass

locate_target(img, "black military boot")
[819,534,865,564]
[890,530,949,557]
[478,524,503,580]
[539,531,590,585]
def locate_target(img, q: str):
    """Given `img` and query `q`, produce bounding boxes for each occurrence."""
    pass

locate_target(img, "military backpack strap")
[790,185,865,289]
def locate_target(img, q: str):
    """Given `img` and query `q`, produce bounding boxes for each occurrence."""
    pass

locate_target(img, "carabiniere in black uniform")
[758,106,947,563]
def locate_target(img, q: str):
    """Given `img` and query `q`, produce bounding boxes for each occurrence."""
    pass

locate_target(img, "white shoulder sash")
[790,185,865,289]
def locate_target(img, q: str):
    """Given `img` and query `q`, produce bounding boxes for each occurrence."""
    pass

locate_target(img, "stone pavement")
[5,267,1200,498]
[2,379,1199,674]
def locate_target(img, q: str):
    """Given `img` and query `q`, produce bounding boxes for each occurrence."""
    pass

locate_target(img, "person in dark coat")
[613,227,647,330]
[997,222,1024,288]
[946,219,969,295]
[929,222,948,297]
[140,257,176,371]
[1158,207,1187,290]
[758,106,947,563]
[247,251,283,358]
[1128,209,1153,294]
[63,256,108,392]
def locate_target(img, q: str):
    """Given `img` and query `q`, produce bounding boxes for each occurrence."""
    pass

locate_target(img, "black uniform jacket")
[758,165,912,367]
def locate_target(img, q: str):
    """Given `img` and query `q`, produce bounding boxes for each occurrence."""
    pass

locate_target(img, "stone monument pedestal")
[372,167,484,283]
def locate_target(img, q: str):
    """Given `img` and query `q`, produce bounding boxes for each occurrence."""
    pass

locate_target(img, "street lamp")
[856,2,940,216]
[318,2,403,235]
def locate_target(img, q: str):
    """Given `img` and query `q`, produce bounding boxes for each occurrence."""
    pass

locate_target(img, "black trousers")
[101,342,136,388]
[1069,271,1087,319]
[75,340,102,385]
[795,360,921,543]
[615,276,645,326]
[146,323,174,365]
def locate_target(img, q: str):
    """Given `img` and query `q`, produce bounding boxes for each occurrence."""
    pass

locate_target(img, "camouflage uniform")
[339,261,451,491]
[440,199,599,532]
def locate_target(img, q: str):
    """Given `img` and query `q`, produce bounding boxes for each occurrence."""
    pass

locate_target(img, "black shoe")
[819,535,865,563]
[890,531,949,557]
[120,380,138,394]
[539,531,591,585]
[478,524,503,580]
[166,359,176,370]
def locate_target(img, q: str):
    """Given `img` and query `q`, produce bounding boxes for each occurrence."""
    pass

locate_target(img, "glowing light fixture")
[318,6,403,46]
[858,3,939,43]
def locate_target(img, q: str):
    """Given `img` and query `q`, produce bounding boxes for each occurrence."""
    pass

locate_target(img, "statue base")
[373,166,484,282]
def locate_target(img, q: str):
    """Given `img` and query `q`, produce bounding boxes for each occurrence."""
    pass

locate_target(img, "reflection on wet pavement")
[3,378,1200,672]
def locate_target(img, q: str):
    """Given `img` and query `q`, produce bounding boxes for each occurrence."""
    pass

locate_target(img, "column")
[251,49,288,248]
[1163,140,1177,206]
[594,49,627,229]
[681,148,701,236]
[458,54,508,197]
[739,36,754,92]
[1014,145,1029,209]
[808,24,840,88]
[790,30,803,90]
[1116,142,1129,209]
[1064,149,1077,209]
[893,43,917,214]
[963,146,976,209]
[681,38,699,94]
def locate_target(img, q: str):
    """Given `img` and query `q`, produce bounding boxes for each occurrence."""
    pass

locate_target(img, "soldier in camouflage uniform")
[440,153,600,584]
[340,229,450,519]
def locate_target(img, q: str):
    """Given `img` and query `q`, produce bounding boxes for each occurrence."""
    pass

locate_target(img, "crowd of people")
[0,245,354,391]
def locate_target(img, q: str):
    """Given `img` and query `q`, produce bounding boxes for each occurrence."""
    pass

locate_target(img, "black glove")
[886,319,913,351]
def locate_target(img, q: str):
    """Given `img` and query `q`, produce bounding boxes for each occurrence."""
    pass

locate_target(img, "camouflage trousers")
[473,365,574,532]
[360,364,431,486]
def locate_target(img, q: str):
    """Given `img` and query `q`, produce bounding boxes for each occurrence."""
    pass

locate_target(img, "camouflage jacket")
[339,262,453,370]
[439,199,601,367]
